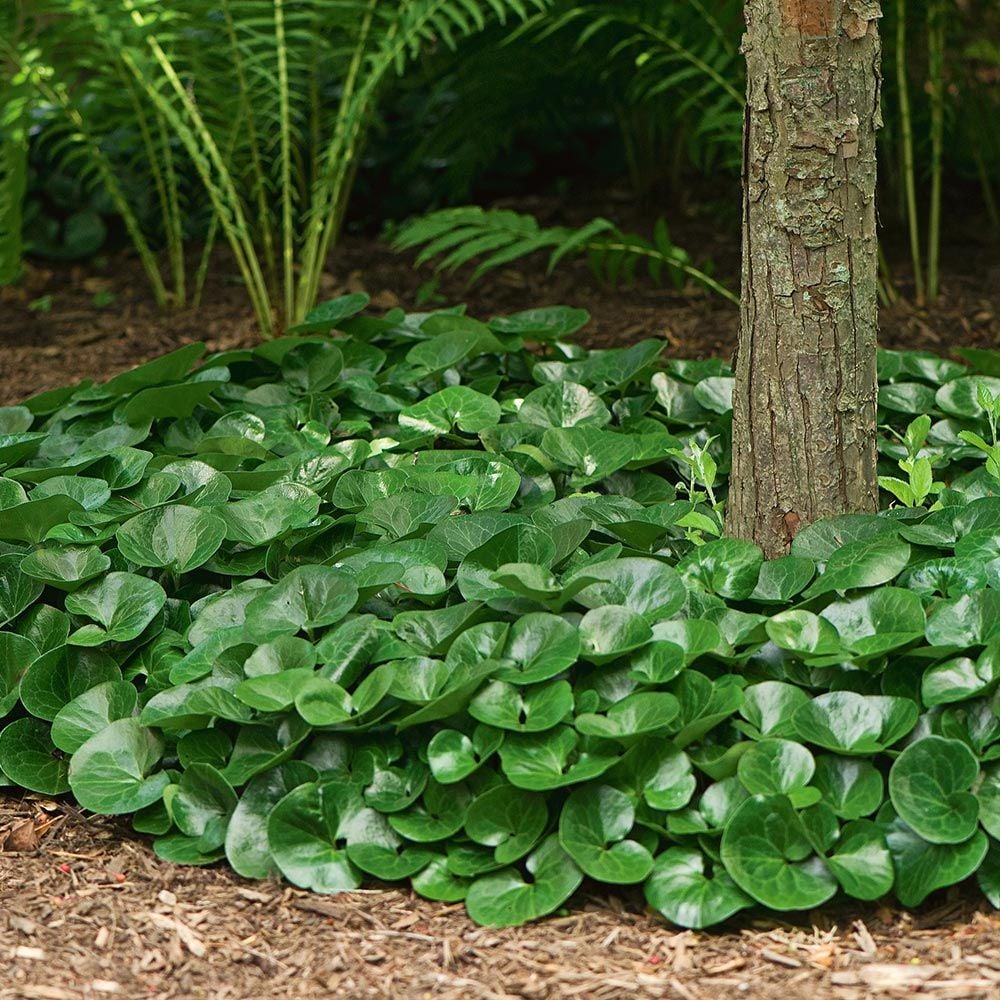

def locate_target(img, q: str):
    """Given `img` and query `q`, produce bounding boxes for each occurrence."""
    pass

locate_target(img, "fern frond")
[0,75,30,284]
[393,206,739,303]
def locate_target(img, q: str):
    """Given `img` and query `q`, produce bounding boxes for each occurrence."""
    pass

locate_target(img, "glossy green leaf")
[792,692,918,755]
[267,782,362,894]
[50,680,138,753]
[811,755,884,820]
[427,726,503,784]
[65,572,166,644]
[0,717,71,794]
[884,813,988,907]
[466,784,548,863]
[578,606,652,663]
[465,835,583,927]
[645,848,752,929]
[68,718,169,814]
[826,820,894,900]
[20,545,111,591]
[0,554,44,626]
[888,736,980,844]
[720,795,838,910]
[117,505,227,573]
[469,680,573,733]
[558,785,653,883]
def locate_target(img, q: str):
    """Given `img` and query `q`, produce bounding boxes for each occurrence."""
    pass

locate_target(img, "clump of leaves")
[1,296,999,928]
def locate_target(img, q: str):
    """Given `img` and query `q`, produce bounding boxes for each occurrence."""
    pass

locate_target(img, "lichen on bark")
[726,0,882,557]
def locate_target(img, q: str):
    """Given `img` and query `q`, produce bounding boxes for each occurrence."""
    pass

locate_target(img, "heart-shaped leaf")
[50,680,138,753]
[68,718,169,814]
[469,680,573,733]
[883,812,988,907]
[792,693,918,755]
[720,795,838,910]
[65,572,166,645]
[20,545,111,591]
[267,782,362,894]
[811,755,884,820]
[117,505,227,573]
[645,848,752,929]
[464,835,583,927]
[225,762,319,879]
[0,717,71,794]
[558,785,654,883]
[465,784,548,863]
[428,726,504,784]
[889,736,980,844]
[578,606,652,663]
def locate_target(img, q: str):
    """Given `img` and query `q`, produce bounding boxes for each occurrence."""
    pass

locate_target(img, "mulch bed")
[1,229,997,406]
[1,228,999,998]
[3,796,1000,1000]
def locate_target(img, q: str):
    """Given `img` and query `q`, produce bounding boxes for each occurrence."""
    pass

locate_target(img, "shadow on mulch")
[2,795,1000,1000]
[1,229,997,408]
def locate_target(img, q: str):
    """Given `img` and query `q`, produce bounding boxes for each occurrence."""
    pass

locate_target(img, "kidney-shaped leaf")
[464,835,583,927]
[117,505,227,573]
[558,784,653,884]
[884,812,988,907]
[889,736,980,845]
[20,545,111,591]
[68,718,169,814]
[267,782,362,894]
[645,847,752,929]
[792,692,918,755]
[720,795,838,910]
[465,784,548,863]
[0,716,71,795]
[65,573,166,645]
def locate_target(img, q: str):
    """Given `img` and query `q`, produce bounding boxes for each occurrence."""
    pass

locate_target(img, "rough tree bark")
[726,0,882,557]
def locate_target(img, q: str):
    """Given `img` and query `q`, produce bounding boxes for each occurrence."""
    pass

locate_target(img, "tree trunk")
[726,0,882,558]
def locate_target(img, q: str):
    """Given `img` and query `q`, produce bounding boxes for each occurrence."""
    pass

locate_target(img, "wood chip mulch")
[1,207,999,998]
[2,224,997,409]
[3,796,1000,1000]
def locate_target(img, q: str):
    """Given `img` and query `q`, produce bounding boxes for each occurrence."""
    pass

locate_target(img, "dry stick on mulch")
[3,799,1000,1000]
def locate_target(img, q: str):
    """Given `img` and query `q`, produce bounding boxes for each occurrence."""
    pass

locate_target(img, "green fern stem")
[119,0,274,335]
[926,0,945,304]
[27,71,170,307]
[294,0,378,322]
[118,65,184,305]
[0,78,29,285]
[274,0,295,326]
[156,110,186,307]
[221,0,278,298]
[588,239,739,305]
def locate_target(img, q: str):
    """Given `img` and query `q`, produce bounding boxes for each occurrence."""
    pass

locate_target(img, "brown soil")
[1,230,997,407]
[3,796,1000,1000]
[1,230,1000,998]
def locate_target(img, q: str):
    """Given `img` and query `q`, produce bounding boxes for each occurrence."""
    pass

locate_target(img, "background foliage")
[1,298,1000,925]
[1,0,997,323]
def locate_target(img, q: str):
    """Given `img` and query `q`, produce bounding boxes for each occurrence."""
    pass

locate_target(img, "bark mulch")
[1,228,997,406]
[3,797,1000,1000]
[2,225,1000,998]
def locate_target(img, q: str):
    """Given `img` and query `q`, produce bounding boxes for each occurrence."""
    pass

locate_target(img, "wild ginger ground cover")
[1,291,999,937]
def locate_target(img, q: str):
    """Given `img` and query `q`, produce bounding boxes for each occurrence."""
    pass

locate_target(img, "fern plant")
[533,0,745,176]
[388,1,743,308]
[0,70,30,285]
[2,0,547,334]
[392,205,738,303]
